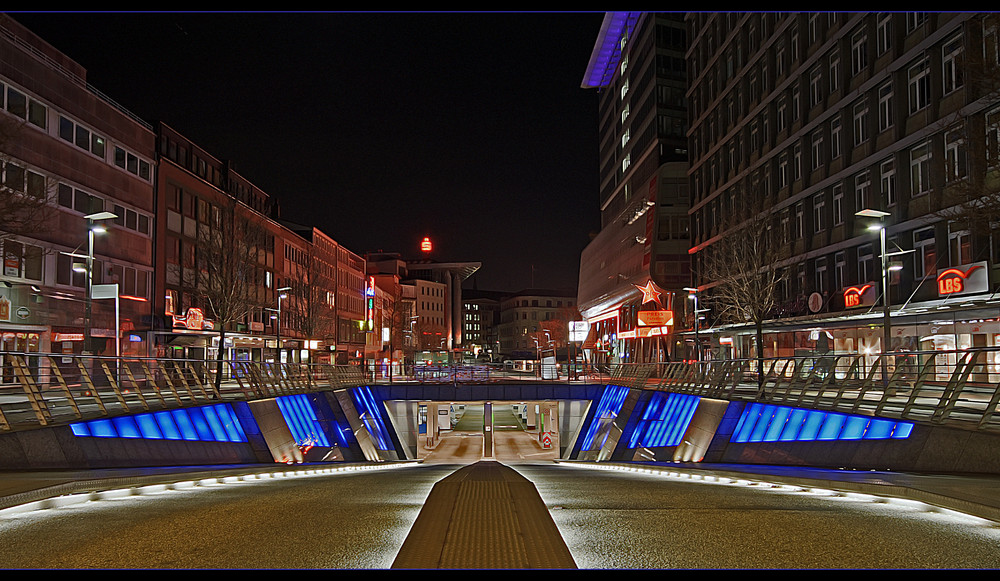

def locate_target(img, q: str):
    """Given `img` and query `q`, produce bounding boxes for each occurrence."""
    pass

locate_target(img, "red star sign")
[633,280,664,309]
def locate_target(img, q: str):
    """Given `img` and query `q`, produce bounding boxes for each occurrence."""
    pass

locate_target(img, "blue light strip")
[581,384,631,451]
[581,12,644,88]
[731,403,913,443]
[350,386,393,451]
[70,403,249,443]
[276,394,331,448]
[629,392,700,449]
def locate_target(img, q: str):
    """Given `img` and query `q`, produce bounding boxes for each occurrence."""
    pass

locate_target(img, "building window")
[942,33,964,94]
[828,50,840,93]
[908,56,931,114]
[0,240,42,281]
[778,152,789,188]
[58,115,105,159]
[2,84,46,130]
[809,66,823,107]
[855,171,871,210]
[949,226,972,266]
[858,244,875,283]
[906,13,928,33]
[793,143,802,181]
[833,183,844,225]
[945,129,968,182]
[914,227,937,278]
[811,131,824,170]
[876,13,892,55]
[791,84,800,121]
[113,146,151,182]
[813,193,826,233]
[880,158,896,206]
[853,99,869,145]
[830,115,842,159]
[794,202,804,239]
[835,251,846,289]
[777,96,787,132]
[988,106,1000,168]
[815,256,828,293]
[852,28,868,76]
[878,81,893,132]
[910,141,932,196]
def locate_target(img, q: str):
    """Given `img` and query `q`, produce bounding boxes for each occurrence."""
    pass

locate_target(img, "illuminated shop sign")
[365,277,375,332]
[937,261,988,297]
[421,237,432,253]
[637,310,674,327]
[633,280,665,309]
[618,326,671,339]
[172,307,214,330]
[843,283,877,308]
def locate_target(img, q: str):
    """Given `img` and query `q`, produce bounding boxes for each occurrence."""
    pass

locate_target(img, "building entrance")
[418,401,560,464]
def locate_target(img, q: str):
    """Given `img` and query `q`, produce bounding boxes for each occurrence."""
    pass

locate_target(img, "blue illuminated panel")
[276,394,330,448]
[71,403,249,443]
[629,392,699,449]
[581,384,631,451]
[731,404,913,443]
[350,386,393,451]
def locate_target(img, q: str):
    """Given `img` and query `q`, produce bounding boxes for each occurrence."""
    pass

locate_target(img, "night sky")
[9,12,605,294]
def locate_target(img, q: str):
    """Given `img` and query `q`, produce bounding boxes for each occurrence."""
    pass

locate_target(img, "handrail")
[617,347,1000,435]
[5,348,999,436]
[0,353,368,433]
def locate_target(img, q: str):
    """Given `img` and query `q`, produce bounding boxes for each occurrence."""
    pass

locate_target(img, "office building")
[577,12,691,365]
[688,13,1000,374]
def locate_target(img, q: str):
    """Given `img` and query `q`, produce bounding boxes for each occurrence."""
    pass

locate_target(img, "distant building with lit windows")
[688,13,1000,370]
[577,12,691,366]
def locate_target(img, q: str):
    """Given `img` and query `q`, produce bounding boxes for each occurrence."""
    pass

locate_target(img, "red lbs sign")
[937,262,988,297]
[843,283,877,308]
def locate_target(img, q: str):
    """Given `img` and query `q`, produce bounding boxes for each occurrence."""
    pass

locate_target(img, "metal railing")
[368,362,613,384]
[0,353,366,433]
[608,348,1000,434]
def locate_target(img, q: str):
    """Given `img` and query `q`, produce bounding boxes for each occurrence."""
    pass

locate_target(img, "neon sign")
[421,237,432,253]
[843,284,874,308]
[633,280,665,309]
[365,276,375,332]
[937,262,987,297]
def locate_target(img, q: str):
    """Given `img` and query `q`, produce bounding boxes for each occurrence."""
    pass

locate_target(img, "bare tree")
[699,193,788,386]
[0,117,54,241]
[934,15,1000,241]
[288,247,338,362]
[197,197,268,389]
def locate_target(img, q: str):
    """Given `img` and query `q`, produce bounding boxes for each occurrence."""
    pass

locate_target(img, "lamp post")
[684,287,700,361]
[81,212,117,355]
[856,209,900,386]
[274,286,291,364]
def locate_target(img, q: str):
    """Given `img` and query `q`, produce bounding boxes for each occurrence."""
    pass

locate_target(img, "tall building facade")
[0,15,155,358]
[688,13,1000,373]
[577,12,691,366]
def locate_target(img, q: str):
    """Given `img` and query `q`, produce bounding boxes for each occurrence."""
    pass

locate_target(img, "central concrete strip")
[392,461,576,569]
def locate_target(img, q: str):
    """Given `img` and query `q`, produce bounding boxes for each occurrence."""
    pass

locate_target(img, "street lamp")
[684,287,701,361]
[273,286,291,363]
[856,208,902,386]
[82,211,117,355]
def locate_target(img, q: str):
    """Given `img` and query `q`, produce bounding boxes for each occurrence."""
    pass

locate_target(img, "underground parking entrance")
[414,401,563,463]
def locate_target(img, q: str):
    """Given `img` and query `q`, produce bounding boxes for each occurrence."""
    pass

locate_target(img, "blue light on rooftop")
[581,12,644,89]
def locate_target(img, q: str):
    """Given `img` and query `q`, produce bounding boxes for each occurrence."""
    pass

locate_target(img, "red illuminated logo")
[421,237,432,253]
[843,284,871,308]
[937,264,984,295]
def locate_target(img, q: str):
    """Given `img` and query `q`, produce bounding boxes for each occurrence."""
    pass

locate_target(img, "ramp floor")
[391,461,576,569]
